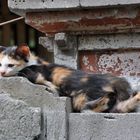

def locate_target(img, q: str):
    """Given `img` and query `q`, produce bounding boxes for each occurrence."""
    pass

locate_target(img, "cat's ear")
[0,46,6,53]
[15,44,30,62]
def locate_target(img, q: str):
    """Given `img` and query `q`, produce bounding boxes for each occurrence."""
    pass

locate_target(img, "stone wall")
[0,77,140,140]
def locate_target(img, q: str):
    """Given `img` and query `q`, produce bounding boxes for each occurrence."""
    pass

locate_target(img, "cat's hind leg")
[111,91,140,113]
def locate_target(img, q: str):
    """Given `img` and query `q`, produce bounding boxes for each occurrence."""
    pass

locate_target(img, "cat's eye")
[8,64,15,67]
[0,63,1,66]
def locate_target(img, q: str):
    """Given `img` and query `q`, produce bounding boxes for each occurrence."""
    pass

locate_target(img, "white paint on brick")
[82,56,89,66]
[98,52,140,76]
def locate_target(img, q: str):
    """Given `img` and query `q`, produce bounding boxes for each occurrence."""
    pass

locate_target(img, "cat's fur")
[0,44,140,113]
[18,64,140,113]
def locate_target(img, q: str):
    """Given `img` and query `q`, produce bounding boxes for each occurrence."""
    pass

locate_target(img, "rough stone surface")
[54,35,78,69]
[42,96,72,140]
[0,77,72,140]
[54,33,67,49]
[40,35,78,68]
[39,98,71,140]
[8,0,140,17]
[78,34,140,50]
[41,97,71,140]
[0,77,59,107]
[69,113,140,140]
[80,0,140,7]
[8,0,80,16]
[39,37,54,52]
[0,94,41,140]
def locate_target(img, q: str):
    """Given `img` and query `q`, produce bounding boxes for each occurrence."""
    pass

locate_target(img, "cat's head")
[0,44,30,77]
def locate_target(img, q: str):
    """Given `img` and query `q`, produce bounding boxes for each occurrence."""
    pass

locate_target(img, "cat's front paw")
[45,85,59,96]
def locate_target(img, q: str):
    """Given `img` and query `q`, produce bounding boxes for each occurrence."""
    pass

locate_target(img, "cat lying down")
[0,44,140,113]
[17,64,140,113]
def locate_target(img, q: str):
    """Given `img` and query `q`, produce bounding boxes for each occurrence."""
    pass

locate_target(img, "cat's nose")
[1,72,6,76]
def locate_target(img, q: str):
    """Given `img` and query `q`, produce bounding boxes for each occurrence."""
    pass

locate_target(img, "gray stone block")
[8,0,80,16]
[0,77,72,140]
[54,35,78,69]
[43,111,68,140]
[78,34,140,50]
[41,97,71,140]
[39,37,54,52]
[54,33,67,49]
[0,77,59,107]
[8,0,140,17]
[69,113,140,140]
[0,94,41,140]
[80,0,140,8]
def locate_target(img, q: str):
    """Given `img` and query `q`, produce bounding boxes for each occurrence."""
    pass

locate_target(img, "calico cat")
[0,44,140,113]
[17,64,140,113]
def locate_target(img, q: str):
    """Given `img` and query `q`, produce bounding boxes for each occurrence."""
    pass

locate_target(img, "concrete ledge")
[0,77,59,107]
[69,113,140,140]
[80,0,140,8]
[79,34,140,50]
[8,0,140,16]
[0,77,72,140]
[8,0,80,16]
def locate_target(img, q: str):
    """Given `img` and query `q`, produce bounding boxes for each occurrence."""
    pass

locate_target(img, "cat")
[17,64,140,113]
[0,44,140,113]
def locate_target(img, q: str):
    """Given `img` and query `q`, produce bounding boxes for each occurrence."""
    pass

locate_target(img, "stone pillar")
[39,33,78,69]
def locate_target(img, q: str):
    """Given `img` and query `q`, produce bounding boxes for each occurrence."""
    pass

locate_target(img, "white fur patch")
[0,55,10,73]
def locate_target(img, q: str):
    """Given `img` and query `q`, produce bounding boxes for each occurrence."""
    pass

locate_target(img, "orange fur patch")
[73,93,87,111]
[17,44,30,57]
[92,97,109,112]
[52,67,72,86]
